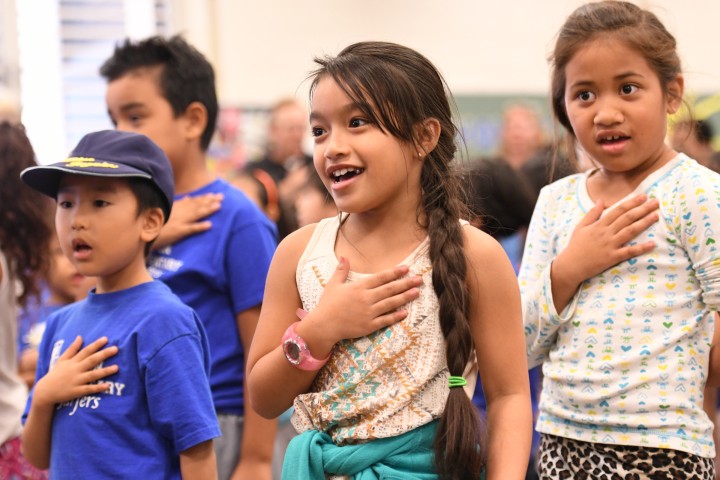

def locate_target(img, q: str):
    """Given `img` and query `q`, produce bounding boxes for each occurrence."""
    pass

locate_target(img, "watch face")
[284,340,302,364]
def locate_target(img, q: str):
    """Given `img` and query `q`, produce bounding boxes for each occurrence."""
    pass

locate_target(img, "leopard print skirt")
[537,433,714,480]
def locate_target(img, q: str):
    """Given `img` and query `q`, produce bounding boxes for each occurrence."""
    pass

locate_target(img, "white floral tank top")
[291,216,476,445]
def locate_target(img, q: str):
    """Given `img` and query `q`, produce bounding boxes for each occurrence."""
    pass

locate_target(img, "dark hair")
[550,1,682,137]
[695,120,713,145]
[127,177,166,255]
[99,35,218,151]
[465,157,536,238]
[521,145,577,199]
[310,41,483,479]
[0,122,52,306]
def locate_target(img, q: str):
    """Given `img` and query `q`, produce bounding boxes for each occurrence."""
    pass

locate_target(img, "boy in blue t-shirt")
[20,130,221,479]
[100,36,278,480]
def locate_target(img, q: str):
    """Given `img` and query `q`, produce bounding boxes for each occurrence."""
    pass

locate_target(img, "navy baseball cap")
[21,130,174,222]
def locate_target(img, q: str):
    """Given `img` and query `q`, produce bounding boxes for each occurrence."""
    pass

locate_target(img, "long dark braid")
[310,41,484,479]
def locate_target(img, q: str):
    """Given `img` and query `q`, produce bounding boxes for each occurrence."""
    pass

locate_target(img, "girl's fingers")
[372,308,409,330]
[364,264,410,289]
[370,275,422,302]
[605,195,658,229]
[372,288,420,317]
[602,194,647,223]
[577,199,604,227]
[618,241,656,263]
[616,211,659,244]
[325,256,351,288]
[615,199,659,229]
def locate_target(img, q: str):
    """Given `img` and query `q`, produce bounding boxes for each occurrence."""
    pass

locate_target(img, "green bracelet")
[448,376,467,388]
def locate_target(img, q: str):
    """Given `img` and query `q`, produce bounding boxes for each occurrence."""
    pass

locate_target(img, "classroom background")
[1,0,719,169]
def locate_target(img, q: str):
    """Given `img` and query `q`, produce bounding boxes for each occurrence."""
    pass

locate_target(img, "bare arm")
[465,227,532,480]
[154,193,223,249]
[22,336,118,469]
[231,305,275,480]
[551,194,659,312]
[246,225,423,419]
[180,440,217,480]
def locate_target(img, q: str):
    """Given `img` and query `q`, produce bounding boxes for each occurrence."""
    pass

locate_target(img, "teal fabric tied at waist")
[281,421,439,479]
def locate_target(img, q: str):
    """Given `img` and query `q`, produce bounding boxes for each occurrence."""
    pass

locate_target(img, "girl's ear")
[415,118,442,157]
[666,74,684,114]
[140,207,164,244]
[182,101,209,143]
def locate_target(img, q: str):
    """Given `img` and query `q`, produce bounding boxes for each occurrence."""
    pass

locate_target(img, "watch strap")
[282,322,330,371]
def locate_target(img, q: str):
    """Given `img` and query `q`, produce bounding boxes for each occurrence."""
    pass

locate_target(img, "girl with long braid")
[247,41,532,479]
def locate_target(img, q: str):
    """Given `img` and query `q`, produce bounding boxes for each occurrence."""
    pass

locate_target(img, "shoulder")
[653,156,720,203]
[461,224,520,297]
[134,282,199,328]
[462,224,507,267]
[538,172,585,200]
[669,155,720,186]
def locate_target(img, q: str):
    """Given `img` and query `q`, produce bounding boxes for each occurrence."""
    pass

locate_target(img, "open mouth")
[599,135,629,144]
[72,240,92,253]
[331,167,364,183]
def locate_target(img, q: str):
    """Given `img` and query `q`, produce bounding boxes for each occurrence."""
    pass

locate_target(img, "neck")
[337,206,427,273]
[588,147,677,204]
[95,254,154,294]
[173,151,215,195]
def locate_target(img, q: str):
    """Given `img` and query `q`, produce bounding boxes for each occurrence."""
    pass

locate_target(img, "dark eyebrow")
[614,71,645,81]
[309,101,361,123]
[569,71,645,90]
[118,102,145,113]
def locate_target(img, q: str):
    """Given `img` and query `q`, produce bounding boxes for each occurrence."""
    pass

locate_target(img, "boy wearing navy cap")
[20,130,220,479]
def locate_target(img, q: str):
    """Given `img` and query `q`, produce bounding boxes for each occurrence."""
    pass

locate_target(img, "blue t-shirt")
[148,179,277,415]
[23,281,220,479]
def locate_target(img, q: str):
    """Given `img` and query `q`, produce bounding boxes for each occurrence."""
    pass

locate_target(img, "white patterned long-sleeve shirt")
[520,154,720,458]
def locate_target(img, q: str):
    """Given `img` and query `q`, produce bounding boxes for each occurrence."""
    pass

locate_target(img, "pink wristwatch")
[282,322,330,371]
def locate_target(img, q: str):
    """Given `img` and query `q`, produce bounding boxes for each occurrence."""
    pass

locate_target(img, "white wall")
[172,0,720,107]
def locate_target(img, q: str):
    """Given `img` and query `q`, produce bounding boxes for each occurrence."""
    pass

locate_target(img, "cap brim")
[21,163,152,199]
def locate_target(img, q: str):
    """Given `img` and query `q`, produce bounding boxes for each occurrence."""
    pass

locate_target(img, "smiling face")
[563,37,683,177]
[309,76,423,217]
[55,175,161,293]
